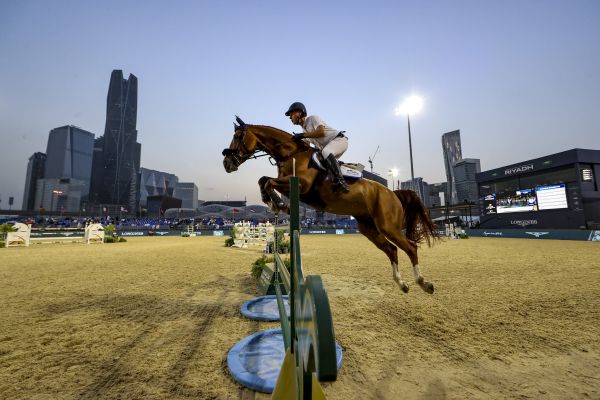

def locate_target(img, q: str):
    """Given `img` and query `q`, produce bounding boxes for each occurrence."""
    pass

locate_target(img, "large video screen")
[536,184,568,210]
[496,188,538,214]
[485,184,569,214]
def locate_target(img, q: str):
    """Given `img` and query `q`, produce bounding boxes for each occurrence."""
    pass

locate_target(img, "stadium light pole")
[395,95,424,196]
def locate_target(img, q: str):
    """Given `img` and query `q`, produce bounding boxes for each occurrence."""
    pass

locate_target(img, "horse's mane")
[251,125,292,136]
[250,125,312,151]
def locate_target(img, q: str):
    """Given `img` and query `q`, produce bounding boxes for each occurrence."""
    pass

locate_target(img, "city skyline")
[1,1,599,208]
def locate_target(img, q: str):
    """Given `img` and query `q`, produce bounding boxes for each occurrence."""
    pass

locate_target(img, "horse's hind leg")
[356,217,409,293]
[384,231,434,294]
[372,199,434,294]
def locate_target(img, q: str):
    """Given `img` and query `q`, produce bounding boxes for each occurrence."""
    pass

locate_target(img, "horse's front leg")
[261,176,291,214]
[258,176,273,204]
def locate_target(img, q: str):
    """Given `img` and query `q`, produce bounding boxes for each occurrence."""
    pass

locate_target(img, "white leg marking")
[412,264,422,281]
[391,262,401,282]
[392,262,408,290]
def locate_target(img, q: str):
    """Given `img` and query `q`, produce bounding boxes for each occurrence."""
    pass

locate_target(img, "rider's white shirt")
[302,115,339,150]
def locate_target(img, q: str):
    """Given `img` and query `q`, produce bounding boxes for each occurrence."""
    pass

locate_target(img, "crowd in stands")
[0,216,359,230]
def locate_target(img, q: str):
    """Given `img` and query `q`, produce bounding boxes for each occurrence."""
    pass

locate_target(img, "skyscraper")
[34,125,94,212]
[428,182,447,208]
[453,158,481,203]
[44,125,95,198]
[442,130,462,204]
[22,152,46,210]
[89,136,104,204]
[91,70,141,209]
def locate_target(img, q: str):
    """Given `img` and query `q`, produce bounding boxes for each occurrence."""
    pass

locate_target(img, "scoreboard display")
[487,184,568,214]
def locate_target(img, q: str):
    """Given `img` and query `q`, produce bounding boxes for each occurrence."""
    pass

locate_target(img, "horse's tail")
[394,189,439,246]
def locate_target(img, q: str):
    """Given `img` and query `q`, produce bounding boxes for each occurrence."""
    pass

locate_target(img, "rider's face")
[290,111,303,125]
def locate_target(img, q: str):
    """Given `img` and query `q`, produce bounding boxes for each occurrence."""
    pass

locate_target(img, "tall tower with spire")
[90,70,141,209]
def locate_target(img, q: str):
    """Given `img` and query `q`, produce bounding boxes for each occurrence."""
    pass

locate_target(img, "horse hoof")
[400,283,409,293]
[421,282,434,294]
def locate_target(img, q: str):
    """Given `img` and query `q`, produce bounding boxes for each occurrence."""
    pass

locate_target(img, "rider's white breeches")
[321,137,348,159]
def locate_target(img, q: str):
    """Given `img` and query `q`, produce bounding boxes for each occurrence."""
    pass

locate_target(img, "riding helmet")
[285,102,307,117]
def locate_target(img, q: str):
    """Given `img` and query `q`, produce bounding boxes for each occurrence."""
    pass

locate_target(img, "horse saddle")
[311,153,363,179]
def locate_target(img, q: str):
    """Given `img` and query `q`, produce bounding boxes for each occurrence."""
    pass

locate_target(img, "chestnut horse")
[222,117,438,294]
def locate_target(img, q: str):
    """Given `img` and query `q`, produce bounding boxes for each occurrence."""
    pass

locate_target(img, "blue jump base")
[240,295,290,321]
[227,328,343,393]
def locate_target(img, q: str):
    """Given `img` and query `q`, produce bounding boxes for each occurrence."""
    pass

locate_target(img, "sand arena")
[0,235,599,399]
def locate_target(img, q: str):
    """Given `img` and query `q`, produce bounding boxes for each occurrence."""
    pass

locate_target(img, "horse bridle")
[222,123,272,168]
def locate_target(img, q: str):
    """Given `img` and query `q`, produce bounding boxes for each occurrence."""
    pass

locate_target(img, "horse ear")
[235,115,246,127]
[233,123,240,131]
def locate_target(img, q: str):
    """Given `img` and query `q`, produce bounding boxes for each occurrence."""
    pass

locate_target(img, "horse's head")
[222,116,259,173]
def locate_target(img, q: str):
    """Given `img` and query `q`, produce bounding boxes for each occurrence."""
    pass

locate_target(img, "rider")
[285,102,350,193]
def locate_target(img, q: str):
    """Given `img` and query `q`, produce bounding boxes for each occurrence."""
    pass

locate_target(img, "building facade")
[34,178,86,212]
[428,182,447,208]
[44,125,95,200]
[138,167,179,208]
[477,148,600,229]
[90,70,141,210]
[22,152,47,210]
[174,182,199,209]
[442,130,462,205]
[454,158,481,204]
[147,195,182,218]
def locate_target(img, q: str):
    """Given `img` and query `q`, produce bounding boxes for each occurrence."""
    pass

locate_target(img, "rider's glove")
[293,132,305,140]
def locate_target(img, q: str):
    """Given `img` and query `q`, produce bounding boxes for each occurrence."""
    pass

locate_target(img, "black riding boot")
[326,154,350,193]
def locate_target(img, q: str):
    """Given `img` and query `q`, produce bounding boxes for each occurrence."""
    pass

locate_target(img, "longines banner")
[466,229,598,241]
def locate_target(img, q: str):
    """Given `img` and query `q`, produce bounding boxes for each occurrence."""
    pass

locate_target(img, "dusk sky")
[1,0,599,207]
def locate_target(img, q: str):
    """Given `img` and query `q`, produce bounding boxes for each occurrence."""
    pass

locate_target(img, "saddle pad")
[340,165,362,179]
[311,153,362,179]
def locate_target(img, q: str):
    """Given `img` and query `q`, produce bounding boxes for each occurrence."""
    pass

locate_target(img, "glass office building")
[44,125,95,199]
[22,152,47,210]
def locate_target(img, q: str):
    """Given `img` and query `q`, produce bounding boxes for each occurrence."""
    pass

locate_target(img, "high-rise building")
[22,152,47,210]
[138,167,179,207]
[90,70,141,210]
[174,182,199,209]
[442,130,462,204]
[44,125,95,199]
[34,178,86,212]
[428,182,447,208]
[454,158,481,203]
[89,136,104,204]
